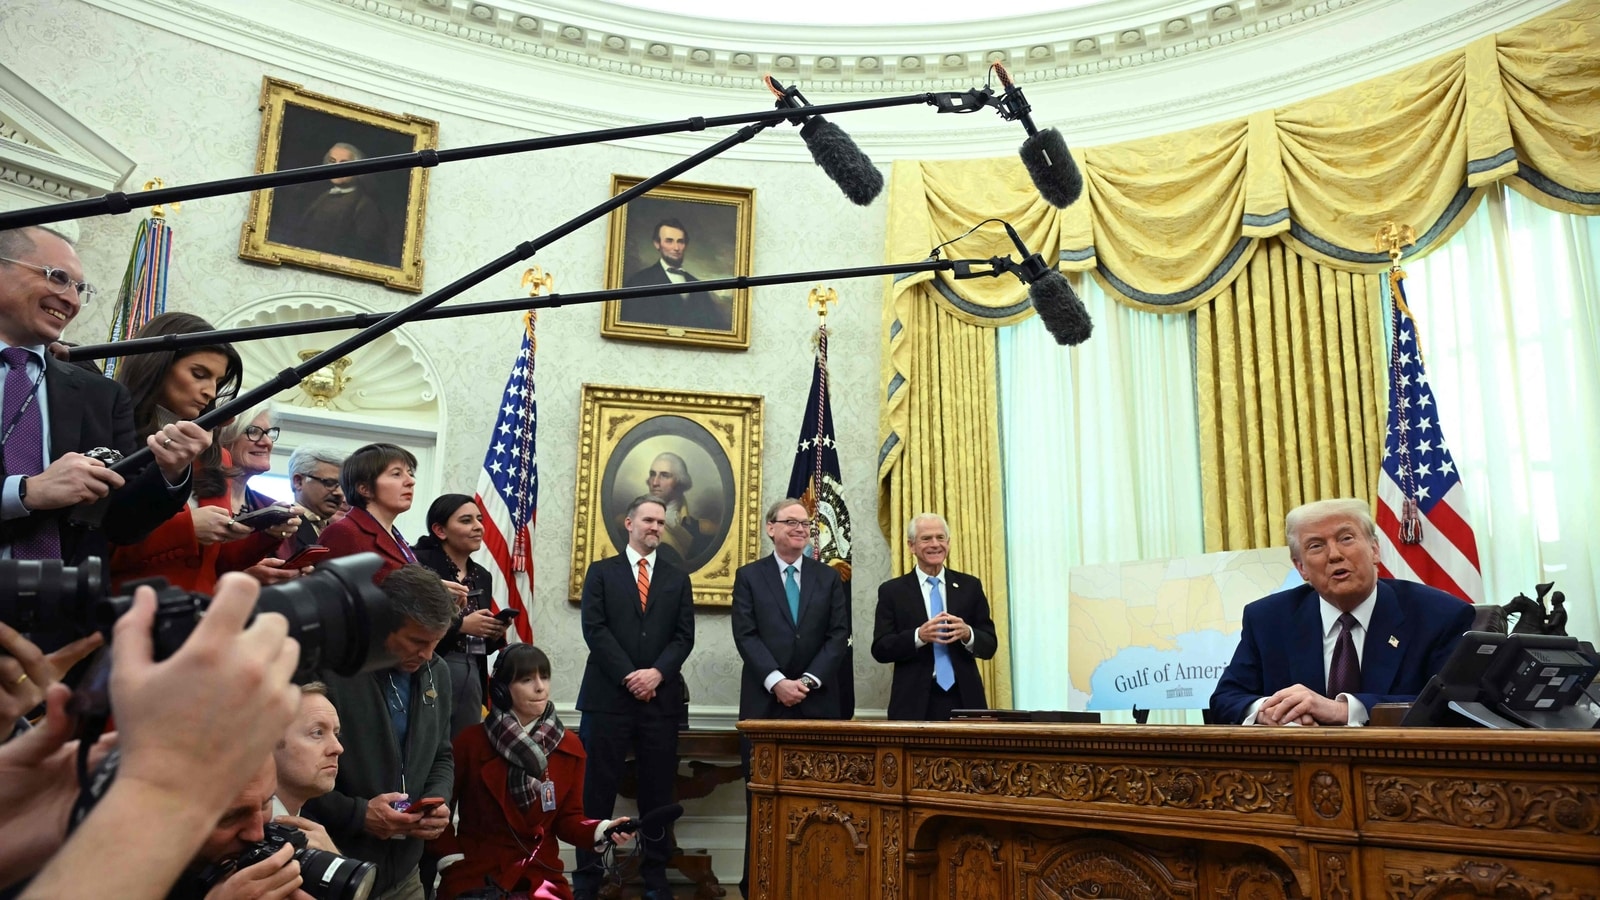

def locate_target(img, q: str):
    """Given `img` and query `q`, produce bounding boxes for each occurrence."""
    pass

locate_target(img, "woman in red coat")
[317,441,419,583]
[436,644,631,900]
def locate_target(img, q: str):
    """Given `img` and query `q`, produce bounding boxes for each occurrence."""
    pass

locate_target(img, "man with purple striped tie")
[872,513,998,721]
[0,227,207,578]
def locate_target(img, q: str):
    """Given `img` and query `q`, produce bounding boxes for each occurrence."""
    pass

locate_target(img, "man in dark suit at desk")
[620,218,733,331]
[731,496,852,896]
[872,512,998,721]
[1209,498,1474,726]
[0,226,207,571]
[574,495,696,900]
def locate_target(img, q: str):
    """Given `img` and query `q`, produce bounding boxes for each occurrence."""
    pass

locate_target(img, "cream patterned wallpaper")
[3,0,896,715]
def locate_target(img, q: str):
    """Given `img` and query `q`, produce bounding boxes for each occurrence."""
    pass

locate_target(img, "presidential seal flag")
[473,311,539,642]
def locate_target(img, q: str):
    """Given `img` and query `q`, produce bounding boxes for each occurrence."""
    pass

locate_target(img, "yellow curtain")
[877,0,1600,706]
[1195,239,1386,551]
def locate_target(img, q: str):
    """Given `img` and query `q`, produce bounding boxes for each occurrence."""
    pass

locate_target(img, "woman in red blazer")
[316,442,419,583]
[435,644,631,900]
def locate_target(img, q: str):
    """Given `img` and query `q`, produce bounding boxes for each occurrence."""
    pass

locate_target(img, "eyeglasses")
[243,425,280,442]
[304,475,342,491]
[772,518,812,529]
[0,257,96,303]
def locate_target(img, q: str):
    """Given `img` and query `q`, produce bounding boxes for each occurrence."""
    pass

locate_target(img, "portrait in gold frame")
[600,176,755,349]
[239,77,438,292]
[570,385,764,607]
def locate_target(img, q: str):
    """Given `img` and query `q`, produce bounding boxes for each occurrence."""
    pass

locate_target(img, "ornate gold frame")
[238,77,438,292]
[570,384,764,607]
[601,176,755,349]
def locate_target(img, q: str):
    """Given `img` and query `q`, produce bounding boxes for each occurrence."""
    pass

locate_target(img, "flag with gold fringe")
[785,309,855,717]
[1375,266,1484,604]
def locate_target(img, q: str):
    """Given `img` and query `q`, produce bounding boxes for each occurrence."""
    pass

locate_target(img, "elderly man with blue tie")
[871,512,999,721]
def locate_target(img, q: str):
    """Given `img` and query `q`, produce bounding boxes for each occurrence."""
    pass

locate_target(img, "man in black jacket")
[0,226,207,572]
[304,565,456,900]
[872,513,998,721]
[573,495,695,900]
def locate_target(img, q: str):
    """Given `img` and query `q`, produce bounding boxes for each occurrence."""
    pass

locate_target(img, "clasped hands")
[917,611,970,645]
[1256,684,1349,726]
[624,667,663,702]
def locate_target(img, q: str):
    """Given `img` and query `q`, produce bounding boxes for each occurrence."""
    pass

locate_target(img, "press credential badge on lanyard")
[540,780,556,812]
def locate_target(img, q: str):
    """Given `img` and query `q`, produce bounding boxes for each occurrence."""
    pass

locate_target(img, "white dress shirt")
[1243,587,1377,726]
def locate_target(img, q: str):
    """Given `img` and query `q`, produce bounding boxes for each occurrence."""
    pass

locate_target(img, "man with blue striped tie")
[872,513,998,720]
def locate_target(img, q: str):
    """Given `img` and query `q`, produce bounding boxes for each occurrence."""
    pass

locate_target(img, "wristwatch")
[17,475,29,511]
[799,674,820,690]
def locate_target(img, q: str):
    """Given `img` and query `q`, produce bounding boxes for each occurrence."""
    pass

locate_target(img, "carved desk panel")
[741,722,1600,900]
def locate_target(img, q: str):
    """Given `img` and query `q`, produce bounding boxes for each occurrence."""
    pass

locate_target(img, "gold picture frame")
[239,77,439,292]
[601,176,754,349]
[570,384,764,607]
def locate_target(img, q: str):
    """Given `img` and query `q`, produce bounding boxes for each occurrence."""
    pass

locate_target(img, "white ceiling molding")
[0,62,136,240]
[83,0,1563,159]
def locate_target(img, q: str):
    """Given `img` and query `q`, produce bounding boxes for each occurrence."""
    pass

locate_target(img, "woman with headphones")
[434,644,632,900]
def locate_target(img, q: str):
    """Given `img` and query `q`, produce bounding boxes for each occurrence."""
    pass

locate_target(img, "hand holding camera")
[0,683,115,888]
[111,572,303,815]
[203,841,306,900]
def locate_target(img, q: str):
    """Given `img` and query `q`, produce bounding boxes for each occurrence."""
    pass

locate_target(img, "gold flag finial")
[1375,222,1415,271]
[143,178,180,219]
[807,286,838,324]
[521,266,554,297]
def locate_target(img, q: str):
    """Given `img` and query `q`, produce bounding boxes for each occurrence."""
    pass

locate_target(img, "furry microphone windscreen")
[800,116,884,206]
[1019,128,1083,209]
[1031,270,1093,345]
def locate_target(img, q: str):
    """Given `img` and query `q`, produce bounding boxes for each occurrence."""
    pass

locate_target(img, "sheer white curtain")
[1397,187,1600,643]
[998,278,1206,718]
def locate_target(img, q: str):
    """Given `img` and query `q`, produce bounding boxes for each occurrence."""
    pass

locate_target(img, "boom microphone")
[766,76,884,206]
[601,803,685,842]
[952,220,1092,345]
[992,64,1083,209]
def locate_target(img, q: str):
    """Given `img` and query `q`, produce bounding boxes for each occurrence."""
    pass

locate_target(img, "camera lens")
[254,554,399,676]
[0,558,103,636]
[296,847,378,900]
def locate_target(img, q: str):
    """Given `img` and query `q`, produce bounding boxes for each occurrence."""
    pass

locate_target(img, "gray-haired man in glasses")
[282,444,348,557]
[0,226,208,580]
[730,496,853,897]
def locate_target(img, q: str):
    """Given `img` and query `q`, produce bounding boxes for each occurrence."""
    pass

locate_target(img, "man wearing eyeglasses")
[730,497,852,897]
[0,226,209,575]
[283,445,348,557]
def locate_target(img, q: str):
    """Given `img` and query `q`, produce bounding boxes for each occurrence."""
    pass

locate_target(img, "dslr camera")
[0,553,397,677]
[213,822,377,900]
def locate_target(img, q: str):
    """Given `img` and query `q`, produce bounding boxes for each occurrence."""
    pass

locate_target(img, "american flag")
[472,311,538,642]
[1375,271,1484,604]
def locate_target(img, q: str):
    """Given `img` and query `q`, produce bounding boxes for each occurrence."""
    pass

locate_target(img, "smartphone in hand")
[280,545,329,569]
[493,608,521,622]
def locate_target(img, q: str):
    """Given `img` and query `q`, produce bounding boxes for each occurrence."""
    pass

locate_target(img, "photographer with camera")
[168,758,311,900]
[303,565,456,900]
[16,572,304,900]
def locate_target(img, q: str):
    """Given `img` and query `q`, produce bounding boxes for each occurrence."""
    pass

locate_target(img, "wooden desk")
[742,721,1600,899]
